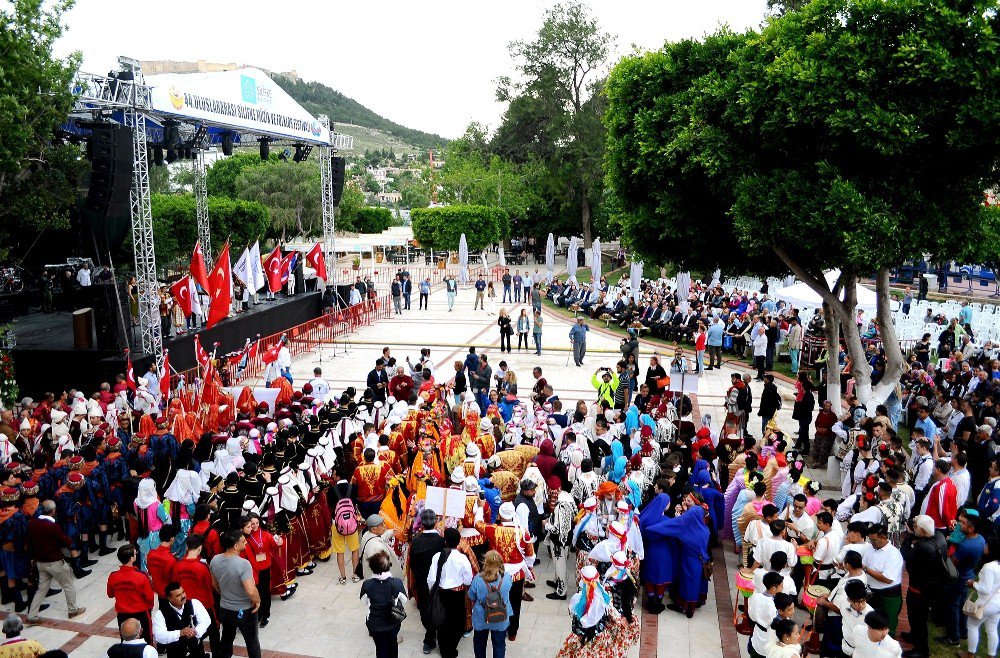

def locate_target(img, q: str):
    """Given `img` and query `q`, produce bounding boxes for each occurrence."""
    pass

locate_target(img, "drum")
[801,584,830,613]
[735,568,755,598]
[796,543,815,565]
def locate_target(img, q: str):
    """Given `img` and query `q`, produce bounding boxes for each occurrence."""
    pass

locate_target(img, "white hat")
[307,447,320,458]
[463,476,480,493]
[242,500,256,512]
[50,410,67,424]
[18,419,30,431]
[465,443,480,457]
[248,428,260,439]
[71,402,87,416]
[450,466,466,484]
[487,455,501,469]
[266,422,277,432]
[479,418,492,431]
[498,502,516,520]
[265,486,279,497]
[137,377,148,388]
[387,396,396,405]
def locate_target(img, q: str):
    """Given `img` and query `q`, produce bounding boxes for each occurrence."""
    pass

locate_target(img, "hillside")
[273,75,448,152]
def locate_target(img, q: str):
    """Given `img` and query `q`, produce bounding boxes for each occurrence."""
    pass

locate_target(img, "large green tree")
[606,0,1000,405]
[146,194,269,266]
[498,2,612,246]
[0,0,82,260]
[235,160,322,241]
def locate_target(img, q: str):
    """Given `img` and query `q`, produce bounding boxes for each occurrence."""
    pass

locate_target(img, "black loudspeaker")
[87,282,134,351]
[82,123,134,258]
[331,156,346,205]
[292,259,305,295]
[335,284,354,309]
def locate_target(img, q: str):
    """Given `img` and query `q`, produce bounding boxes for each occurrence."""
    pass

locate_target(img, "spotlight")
[279,148,291,161]
[221,132,234,156]
[259,138,270,161]
[153,146,164,167]
[293,144,305,162]
[162,121,181,149]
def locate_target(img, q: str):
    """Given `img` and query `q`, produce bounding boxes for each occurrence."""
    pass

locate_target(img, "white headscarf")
[212,448,235,479]
[225,436,245,470]
[164,469,200,505]
[135,478,159,509]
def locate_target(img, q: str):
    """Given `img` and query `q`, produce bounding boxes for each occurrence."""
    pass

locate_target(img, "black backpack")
[483,577,508,624]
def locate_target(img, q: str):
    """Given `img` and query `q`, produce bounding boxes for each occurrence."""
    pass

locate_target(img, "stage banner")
[147,68,331,145]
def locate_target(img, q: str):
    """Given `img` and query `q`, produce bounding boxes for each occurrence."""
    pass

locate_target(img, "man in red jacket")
[173,535,220,657]
[106,544,155,642]
[145,524,179,597]
[920,459,958,531]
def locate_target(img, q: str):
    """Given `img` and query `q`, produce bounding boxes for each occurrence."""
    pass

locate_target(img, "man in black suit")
[366,360,388,404]
[408,509,445,655]
[402,274,413,310]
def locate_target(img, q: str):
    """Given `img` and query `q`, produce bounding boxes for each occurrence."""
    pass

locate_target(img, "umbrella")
[591,238,602,284]
[498,245,506,267]
[676,271,691,313]
[710,269,721,288]
[783,275,796,288]
[458,234,469,284]
[567,237,579,283]
[630,261,644,304]
[545,233,555,283]
[480,252,489,276]
[776,270,877,313]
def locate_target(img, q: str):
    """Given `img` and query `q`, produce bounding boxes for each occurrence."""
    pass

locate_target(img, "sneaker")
[97,546,116,556]
[46,588,62,597]
[545,592,567,600]
[68,607,86,619]
[259,618,269,628]
[338,577,347,585]
[422,642,435,654]
[73,569,91,579]
[352,576,361,583]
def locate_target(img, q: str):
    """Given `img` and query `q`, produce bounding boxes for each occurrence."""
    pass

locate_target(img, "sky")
[54,0,771,139]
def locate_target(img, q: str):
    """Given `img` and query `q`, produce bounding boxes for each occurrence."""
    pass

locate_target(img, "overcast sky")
[55,0,770,139]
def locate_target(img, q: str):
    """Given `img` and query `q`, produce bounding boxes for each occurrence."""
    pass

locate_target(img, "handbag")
[427,549,449,627]
[700,554,714,581]
[963,585,997,620]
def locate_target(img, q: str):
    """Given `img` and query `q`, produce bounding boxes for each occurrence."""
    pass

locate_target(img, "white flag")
[248,241,266,293]
[233,247,250,288]
[188,276,203,317]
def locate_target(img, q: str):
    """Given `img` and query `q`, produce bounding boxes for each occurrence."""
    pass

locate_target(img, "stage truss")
[70,57,352,360]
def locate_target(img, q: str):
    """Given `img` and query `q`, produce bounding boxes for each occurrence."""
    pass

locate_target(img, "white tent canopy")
[775,270,878,312]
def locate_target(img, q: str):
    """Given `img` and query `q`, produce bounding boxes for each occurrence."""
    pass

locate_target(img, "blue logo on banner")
[240,75,257,104]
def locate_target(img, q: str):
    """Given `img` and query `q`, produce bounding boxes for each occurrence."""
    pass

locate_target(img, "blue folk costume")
[645,502,711,614]
[689,460,724,538]
[638,493,673,588]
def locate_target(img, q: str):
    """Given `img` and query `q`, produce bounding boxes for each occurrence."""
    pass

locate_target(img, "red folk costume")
[352,462,392,503]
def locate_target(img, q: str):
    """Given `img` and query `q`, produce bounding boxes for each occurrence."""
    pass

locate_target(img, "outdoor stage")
[10,291,323,397]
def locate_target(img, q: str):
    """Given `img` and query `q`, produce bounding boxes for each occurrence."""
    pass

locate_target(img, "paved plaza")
[16,282,817,658]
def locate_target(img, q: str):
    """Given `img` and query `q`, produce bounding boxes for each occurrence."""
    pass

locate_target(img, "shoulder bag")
[963,586,997,620]
[427,549,450,627]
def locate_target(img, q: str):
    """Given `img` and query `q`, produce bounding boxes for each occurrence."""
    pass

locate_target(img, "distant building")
[377,191,402,205]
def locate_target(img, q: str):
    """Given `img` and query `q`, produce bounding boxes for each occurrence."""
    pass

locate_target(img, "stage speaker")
[292,259,305,295]
[335,284,354,309]
[331,156,346,205]
[87,282,134,351]
[82,122,134,257]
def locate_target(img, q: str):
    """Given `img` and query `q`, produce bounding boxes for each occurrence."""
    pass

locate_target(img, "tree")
[606,0,1000,406]
[0,0,81,260]
[147,194,269,266]
[354,207,393,234]
[411,206,509,252]
[336,181,366,232]
[500,2,612,246]
[235,161,322,241]
[207,151,274,198]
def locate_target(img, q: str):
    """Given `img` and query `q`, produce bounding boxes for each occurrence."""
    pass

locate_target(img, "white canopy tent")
[775,270,878,313]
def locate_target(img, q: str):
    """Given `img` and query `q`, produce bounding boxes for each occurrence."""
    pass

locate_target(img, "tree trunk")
[823,304,842,404]
[580,187,593,247]
[867,268,906,406]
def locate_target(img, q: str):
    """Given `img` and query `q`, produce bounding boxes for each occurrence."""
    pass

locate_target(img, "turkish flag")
[190,241,212,295]
[260,340,282,365]
[170,278,192,316]
[159,351,171,399]
[305,242,327,282]
[125,351,137,392]
[280,252,298,285]
[263,245,283,293]
[206,242,232,330]
[193,333,210,369]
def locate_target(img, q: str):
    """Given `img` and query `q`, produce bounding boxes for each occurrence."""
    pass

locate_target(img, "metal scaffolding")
[118,58,163,358]
[194,149,211,260]
[318,115,338,284]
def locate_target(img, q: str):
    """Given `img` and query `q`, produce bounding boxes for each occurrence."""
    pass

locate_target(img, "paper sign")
[424,486,467,519]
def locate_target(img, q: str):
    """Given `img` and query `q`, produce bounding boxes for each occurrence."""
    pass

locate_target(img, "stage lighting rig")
[259,138,270,161]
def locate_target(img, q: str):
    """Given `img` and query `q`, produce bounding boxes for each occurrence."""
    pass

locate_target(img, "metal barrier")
[337,265,506,287]
[170,293,392,390]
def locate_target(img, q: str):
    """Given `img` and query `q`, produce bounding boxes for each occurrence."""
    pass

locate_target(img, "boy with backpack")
[329,474,361,585]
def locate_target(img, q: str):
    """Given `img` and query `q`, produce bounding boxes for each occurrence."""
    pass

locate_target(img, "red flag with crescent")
[206,242,232,330]
[305,242,327,282]
[170,277,192,316]
[125,351,137,392]
[190,241,212,295]
[263,245,283,293]
[159,351,171,399]
[193,333,210,369]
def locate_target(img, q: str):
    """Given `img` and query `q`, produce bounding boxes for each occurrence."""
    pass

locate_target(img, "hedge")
[354,207,394,234]
[410,205,509,252]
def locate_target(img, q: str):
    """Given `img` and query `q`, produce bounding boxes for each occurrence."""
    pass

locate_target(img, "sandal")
[352,575,361,583]
[338,577,347,585]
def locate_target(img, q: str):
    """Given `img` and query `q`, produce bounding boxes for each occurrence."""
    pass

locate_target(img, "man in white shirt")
[910,437,935,494]
[836,522,871,577]
[152,582,211,655]
[113,617,159,658]
[781,494,819,542]
[747,571,783,658]
[743,504,780,561]
[852,611,902,658]
[861,525,904,636]
[308,367,330,405]
[949,452,971,507]
[76,263,92,287]
[839,579,875,657]
[426,528,474,658]
[813,511,845,587]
